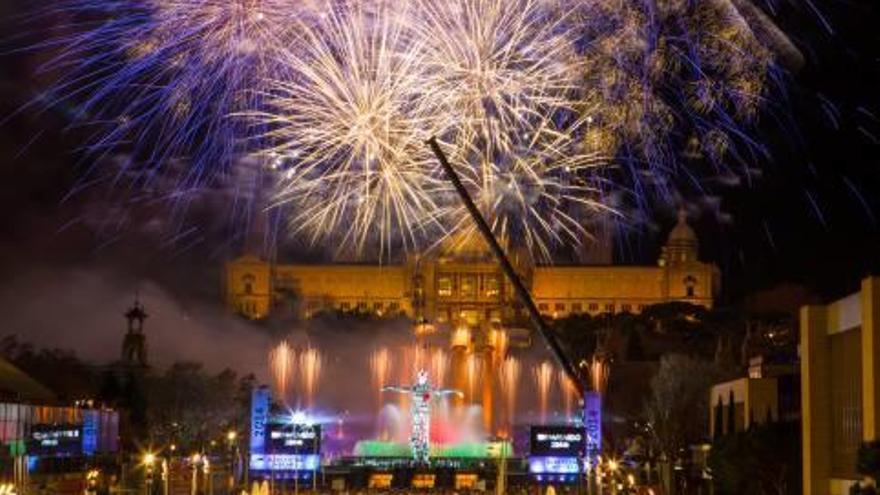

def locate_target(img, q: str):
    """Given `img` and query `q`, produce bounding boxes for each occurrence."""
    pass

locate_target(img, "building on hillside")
[800,276,880,495]
[224,212,720,325]
[227,213,719,433]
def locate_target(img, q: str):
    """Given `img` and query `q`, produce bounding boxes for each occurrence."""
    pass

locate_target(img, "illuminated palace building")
[225,212,719,326]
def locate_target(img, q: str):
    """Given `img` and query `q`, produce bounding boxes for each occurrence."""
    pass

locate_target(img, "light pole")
[226,431,238,493]
[143,452,156,495]
[303,423,318,493]
[190,453,201,495]
[203,457,212,495]
[495,439,509,495]
[86,468,100,495]
[160,458,169,495]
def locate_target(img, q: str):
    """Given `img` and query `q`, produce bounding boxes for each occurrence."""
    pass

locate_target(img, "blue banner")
[250,386,271,456]
[82,410,98,456]
[583,391,602,468]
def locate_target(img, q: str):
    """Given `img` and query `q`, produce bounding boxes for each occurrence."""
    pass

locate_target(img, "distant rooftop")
[0,357,56,403]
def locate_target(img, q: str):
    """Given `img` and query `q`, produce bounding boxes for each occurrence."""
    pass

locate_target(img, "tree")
[626,328,647,361]
[550,313,603,366]
[0,335,99,400]
[727,390,736,434]
[709,421,801,495]
[713,396,724,440]
[858,441,880,483]
[645,354,719,494]
[646,354,718,454]
[146,362,247,451]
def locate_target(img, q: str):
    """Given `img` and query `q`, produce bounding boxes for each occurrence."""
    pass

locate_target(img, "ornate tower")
[660,210,699,266]
[658,210,719,306]
[122,297,149,368]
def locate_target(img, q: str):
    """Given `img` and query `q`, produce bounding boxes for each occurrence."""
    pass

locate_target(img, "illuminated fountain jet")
[382,369,462,464]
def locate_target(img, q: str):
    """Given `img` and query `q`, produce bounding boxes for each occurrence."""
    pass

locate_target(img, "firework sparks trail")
[26,0,318,185]
[256,1,450,257]
[564,0,798,208]
[412,0,610,258]
[258,0,611,258]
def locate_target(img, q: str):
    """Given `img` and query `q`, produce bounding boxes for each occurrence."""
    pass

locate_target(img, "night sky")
[0,0,878,369]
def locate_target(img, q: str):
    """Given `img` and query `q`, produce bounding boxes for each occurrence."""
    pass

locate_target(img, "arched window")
[242,274,255,295]
[684,275,697,298]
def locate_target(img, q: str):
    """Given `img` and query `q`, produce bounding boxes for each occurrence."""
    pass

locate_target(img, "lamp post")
[495,438,509,495]
[309,423,318,494]
[143,452,156,495]
[85,468,100,495]
[203,457,212,495]
[161,458,169,495]
[226,431,238,493]
[190,453,201,495]
[607,458,620,495]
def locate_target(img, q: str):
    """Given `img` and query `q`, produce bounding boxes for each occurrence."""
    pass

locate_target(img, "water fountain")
[265,324,575,461]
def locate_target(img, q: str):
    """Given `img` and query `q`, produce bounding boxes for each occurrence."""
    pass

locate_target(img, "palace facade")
[224,212,720,325]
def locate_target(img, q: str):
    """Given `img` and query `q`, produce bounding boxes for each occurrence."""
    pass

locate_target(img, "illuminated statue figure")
[382,369,462,464]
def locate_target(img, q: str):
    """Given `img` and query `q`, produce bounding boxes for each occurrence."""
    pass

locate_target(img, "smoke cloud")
[0,264,271,376]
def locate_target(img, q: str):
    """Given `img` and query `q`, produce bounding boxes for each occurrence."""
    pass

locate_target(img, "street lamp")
[187,453,212,495]
[85,469,100,495]
[203,457,212,495]
[190,454,201,495]
[606,459,621,495]
[607,459,619,473]
[161,458,169,495]
[226,430,239,493]
[143,452,157,495]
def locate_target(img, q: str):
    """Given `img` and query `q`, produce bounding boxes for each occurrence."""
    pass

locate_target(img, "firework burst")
[25,0,314,188]
[256,2,449,257]
[256,0,614,258]
[415,0,610,258]
[564,0,798,209]
[22,0,802,256]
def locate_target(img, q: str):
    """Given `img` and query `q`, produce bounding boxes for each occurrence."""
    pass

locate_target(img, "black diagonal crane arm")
[427,137,584,397]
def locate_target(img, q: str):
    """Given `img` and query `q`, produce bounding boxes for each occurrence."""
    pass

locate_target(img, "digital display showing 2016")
[529,426,585,457]
[267,423,321,455]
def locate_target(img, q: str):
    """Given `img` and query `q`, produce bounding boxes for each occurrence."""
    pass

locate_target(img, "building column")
[801,304,831,495]
[862,277,880,442]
